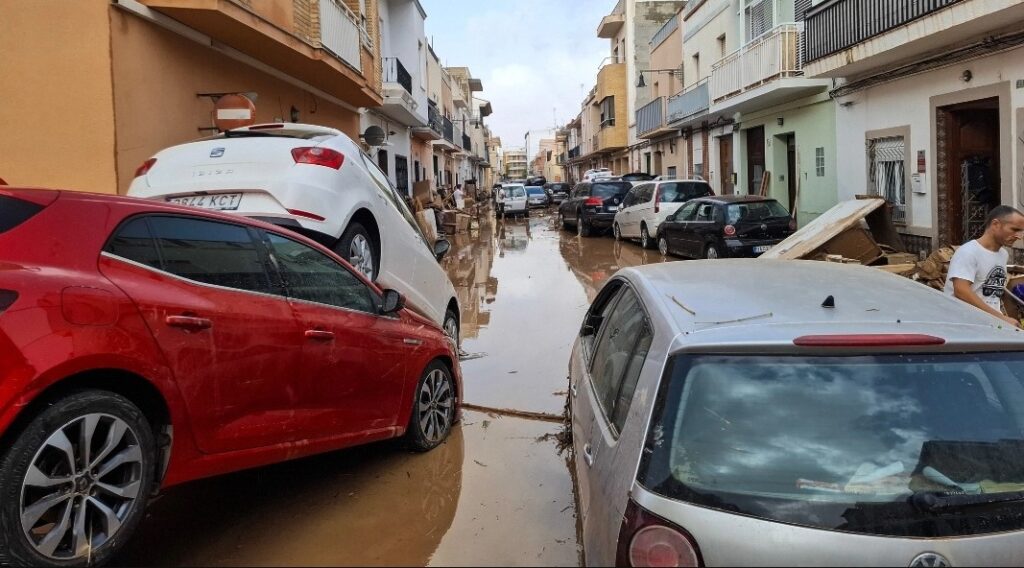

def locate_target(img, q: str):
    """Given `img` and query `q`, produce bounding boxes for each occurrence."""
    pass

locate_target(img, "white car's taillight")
[134,158,157,178]
[292,147,345,169]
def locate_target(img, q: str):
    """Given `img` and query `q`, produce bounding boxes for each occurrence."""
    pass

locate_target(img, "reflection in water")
[558,227,675,301]
[117,430,465,566]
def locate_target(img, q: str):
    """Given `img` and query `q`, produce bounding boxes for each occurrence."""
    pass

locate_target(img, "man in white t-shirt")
[945,205,1024,327]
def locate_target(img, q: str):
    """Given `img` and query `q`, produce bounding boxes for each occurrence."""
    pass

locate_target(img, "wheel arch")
[345,208,381,252]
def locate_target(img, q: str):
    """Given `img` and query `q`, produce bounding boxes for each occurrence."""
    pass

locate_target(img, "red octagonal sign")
[214,94,257,132]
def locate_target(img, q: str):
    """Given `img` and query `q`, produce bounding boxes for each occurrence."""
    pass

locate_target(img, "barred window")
[815,147,825,177]
[868,137,907,224]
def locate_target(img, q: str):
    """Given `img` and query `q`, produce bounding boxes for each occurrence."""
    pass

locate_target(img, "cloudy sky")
[422,0,611,154]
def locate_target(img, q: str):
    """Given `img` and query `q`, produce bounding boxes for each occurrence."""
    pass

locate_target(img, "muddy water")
[445,210,671,416]
[115,205,673,566]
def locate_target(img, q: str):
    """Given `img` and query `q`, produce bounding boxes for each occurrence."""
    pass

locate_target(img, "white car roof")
[619,259,1024,351]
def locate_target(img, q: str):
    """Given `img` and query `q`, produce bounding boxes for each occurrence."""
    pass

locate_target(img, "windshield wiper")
[911,490,1024,513]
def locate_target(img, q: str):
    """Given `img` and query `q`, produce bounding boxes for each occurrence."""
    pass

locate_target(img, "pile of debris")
[909,247,958,290]
[410,181,482,242]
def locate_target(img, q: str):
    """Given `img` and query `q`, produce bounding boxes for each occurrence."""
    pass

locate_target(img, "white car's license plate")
[167,193,243,211]
[753,245,772,254]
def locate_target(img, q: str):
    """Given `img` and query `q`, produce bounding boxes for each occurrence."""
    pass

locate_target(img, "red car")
[0,187,461,567]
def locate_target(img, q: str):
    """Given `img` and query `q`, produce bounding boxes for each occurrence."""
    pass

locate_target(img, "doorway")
[378,150,389,178]
[746,126,765,195]
[785,134,796,212]
[395,155,410,196]
[719,135,734,195]
[937,98,1001,245]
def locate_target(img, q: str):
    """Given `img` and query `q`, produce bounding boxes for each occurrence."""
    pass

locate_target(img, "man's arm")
[952,278,1020,327]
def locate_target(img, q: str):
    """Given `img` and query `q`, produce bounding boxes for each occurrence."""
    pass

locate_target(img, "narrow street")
[114,209,669,567]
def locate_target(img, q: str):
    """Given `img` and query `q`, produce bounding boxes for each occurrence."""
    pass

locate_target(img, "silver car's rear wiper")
[911,490,1024,513]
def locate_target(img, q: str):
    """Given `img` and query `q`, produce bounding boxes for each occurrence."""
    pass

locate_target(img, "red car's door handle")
[165,315,213,330]
[305,330,335,341]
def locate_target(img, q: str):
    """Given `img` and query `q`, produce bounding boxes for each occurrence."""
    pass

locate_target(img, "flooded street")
[117,206,673,567]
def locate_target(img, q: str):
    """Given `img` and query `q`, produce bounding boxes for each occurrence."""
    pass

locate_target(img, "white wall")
[834,46,1024,233]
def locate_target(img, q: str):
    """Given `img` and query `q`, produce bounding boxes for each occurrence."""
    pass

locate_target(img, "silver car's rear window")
[638,353,1024,538]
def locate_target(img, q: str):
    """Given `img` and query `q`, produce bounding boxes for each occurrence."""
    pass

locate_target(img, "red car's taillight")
[723,224,737,237]
[617,500,702,567]
[134,158,157,178]
[585,197,604,207]
[292,147,345,169]
[0,290,18,313]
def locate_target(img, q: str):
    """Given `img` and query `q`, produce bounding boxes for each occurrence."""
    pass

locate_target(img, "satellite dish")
[363,126,387,147]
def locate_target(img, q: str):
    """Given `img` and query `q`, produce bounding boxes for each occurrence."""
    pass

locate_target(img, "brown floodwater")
[115,205,673,566]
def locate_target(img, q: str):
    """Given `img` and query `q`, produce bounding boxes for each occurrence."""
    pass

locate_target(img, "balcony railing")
[383,57,413,96]
[650,14,679,48]
[443,117,454,143]
[319,0,362,72]
[637,97,665,137]
[454,124,463,148]
[463,134,472,152]
[805,0,964,63]
[710,23,804,104]
[568,146,581,160]
[667,79,710,124]
[428,103,443,135]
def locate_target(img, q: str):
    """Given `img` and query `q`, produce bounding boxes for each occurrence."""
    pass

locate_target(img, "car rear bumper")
[583,212,617,228]
[724,238,786,257]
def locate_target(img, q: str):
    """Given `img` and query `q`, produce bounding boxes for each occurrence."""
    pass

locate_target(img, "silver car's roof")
[620,259,1024,352]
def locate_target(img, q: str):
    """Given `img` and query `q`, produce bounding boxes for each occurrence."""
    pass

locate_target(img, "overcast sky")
[422,0,611,154]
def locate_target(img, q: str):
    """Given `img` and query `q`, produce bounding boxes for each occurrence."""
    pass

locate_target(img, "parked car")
[614,180,714,249]
[498,184,529,217]
[527,175,548,187]
[0,187,462,567]
[526,186,549,208]
[570,259,1024,567]
[583,168,613,182]
[126,123,462,341]
[558,181,632,237]
[657,195,796,259]
[619,172,656,183]
[545,182,572,204]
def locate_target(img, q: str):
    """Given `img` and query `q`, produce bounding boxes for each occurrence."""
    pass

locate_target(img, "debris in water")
[474,460,488,467]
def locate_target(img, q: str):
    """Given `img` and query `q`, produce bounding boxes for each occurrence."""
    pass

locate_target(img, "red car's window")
[0,195,44,235]
[265,232,377,314]
[105,217,162,269]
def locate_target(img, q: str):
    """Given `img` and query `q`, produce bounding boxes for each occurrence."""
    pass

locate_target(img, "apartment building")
[1,0,383,195]
[629,0,837,226]
[803,0,1024,255]
[504,148,529,180]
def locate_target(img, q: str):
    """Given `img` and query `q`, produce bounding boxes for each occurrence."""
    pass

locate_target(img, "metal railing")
[383,57,412,95]
[428,103,443,135]
[667,79,710,124]
[568,146,581,159]
[650,14,679,48]
[710,23,804,104]
[637,97,665,137]
[463,134,472,152]
[319,0,362,72]
[443,117,454,143]
[805,0,965,63]
[454,124,463,148]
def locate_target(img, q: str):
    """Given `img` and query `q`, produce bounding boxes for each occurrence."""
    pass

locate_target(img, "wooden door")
[720,136,735,195]
[746,126,766,195]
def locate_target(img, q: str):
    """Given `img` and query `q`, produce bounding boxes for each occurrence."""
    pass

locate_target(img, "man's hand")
[1000,314,1023,328]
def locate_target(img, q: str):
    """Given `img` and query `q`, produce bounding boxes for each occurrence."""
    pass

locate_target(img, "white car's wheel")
[336,222,379,281]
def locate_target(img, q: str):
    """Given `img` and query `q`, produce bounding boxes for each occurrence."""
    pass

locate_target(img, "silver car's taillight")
[617,499,702,567]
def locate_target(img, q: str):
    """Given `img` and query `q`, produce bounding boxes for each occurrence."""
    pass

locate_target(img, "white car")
[497,184,529,217]
[583,168,613,183]
[613,180,714,249]
[128,123,462,341]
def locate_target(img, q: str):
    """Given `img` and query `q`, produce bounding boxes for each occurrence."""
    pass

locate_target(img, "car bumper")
[584,212,617,228]
[724,238,785,257]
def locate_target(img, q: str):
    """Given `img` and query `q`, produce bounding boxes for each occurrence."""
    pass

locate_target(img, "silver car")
[570,259,1024,567]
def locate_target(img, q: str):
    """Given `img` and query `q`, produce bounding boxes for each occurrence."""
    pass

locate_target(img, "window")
[581,279,625,356]
[693,163,704,179]
[745,0,774,42]
[105,217,161,269]
[266,233,377,314]
[696,203,716,222]
[589,288,652,434]
[666,166,678,180]
[816,147,826,177]
[0,195,43,235]
[147,216,272,294]
[677,201,699,221]
[600,96,616,127]
[718,34,727,57]
[659,182,712,203]
[869,137,907,224]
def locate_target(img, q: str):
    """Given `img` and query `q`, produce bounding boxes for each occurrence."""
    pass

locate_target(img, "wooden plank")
[760,197,887,260]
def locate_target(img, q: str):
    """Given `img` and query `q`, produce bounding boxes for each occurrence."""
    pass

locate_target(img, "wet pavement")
[116,206,675,567]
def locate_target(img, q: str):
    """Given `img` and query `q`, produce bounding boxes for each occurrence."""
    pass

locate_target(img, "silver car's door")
[571,279,627,540]
[581,285,656,566]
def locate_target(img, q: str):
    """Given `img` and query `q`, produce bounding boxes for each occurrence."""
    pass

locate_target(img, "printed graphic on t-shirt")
[982,266,1008,298]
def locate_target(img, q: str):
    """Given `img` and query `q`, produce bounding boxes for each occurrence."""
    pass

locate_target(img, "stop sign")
[214,94,257,132]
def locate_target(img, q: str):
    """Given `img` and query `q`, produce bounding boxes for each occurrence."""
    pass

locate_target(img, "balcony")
[463,134,473,152]
[568,146,581,160]
[638,97,675,139]
[138,0,381,107]
[804,0,1024,78]
[443,117,454,143]
[709,23,831,115]
[667,79,710,126]
[412,101,443,141]
[383,57,412,95]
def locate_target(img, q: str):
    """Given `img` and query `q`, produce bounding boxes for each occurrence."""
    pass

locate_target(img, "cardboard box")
[812,227,884,266]
[413,180,433,204]
[456,213,471,233]
[415,210,438,244]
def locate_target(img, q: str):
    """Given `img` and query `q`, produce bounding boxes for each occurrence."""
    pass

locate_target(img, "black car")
[620,172,657,183]
[657,196,796,259]
[527,175,547,187]
[544,182,573,204]
[558,181,633,237]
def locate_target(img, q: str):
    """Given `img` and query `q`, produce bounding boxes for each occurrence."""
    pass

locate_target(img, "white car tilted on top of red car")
[128,123,462,341]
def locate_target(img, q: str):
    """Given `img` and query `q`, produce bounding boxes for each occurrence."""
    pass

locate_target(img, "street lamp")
[636,68,684,89]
